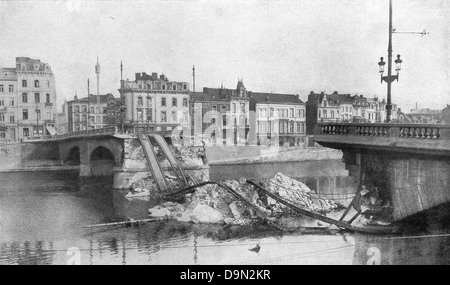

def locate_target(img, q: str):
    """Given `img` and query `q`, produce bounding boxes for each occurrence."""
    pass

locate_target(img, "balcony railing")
[317,122,450,140]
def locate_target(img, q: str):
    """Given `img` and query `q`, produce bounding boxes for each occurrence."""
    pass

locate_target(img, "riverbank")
[206,146,343,165]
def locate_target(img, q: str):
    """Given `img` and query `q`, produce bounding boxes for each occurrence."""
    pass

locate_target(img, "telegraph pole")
[87,78,90,130]
[120,61,125,133]
[386,0,394,122]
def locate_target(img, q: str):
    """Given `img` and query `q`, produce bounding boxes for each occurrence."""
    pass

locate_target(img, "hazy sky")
[0,0,449,112]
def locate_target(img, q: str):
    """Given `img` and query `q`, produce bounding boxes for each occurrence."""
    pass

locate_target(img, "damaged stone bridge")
[314,122,450,221]
[21,127,209,189]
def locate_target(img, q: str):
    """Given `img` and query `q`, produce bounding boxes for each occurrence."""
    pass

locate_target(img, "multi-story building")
[327,92,354,123]
[0,57,58,141]
[306,91,341,134]
[65,93,116,133]
[399,107,443,124]
[307,91,400,134]
[0,67,18,142]
[57,100,69,135]
[121,72,190,134]
[190,80,251,145]
[106,96,122,127]
[191,79,305,146]
[250,92,306,146]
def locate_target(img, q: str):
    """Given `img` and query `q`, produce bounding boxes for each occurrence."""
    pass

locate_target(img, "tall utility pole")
[192,65,196,95]
[378,0,428,122]
[120,61,125,133]
[95,56,101,120]
[87,78,90,130]
[191,65,196,139]
[386,0,393,122]
[378,0,402,123]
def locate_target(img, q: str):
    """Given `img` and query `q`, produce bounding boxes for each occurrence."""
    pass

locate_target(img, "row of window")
[22,127,44,137]
[73,106,107,114]
[138,96,188,108]
[22,93,51,104]
[0,85,14,93]
[0,80,49,93]
[231,103,247,113]
[21,79,45,88]
[319,109,339,118]
[21,109,52,120]
[258,107,305,119]
[74,115,106,124]
[136,82,188,91]
[257,121,306,134]
[0,114,15,123]
[0,99,14,107]
[135,110,189,124]
[0,127,46,138]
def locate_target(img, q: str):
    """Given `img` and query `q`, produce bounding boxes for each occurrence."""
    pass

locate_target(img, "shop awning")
[46,125,57,136]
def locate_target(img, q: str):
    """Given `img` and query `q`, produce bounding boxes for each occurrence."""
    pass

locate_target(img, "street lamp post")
[378,0,403,123]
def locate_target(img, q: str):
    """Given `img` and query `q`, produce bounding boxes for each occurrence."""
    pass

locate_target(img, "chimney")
[152,72,158,79]
[135,73,140,81]
[160,75,165,80]
[333,91,338,94]
[310,91,314,95]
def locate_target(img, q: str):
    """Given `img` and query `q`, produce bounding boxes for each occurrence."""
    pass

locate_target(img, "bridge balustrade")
[22,126,117,142]
[318,123,450,140]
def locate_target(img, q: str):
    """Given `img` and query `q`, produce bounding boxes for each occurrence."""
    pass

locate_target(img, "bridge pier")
[315,122,450,221]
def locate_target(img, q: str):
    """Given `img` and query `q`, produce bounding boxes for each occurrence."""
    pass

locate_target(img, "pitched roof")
[68,93,115,104]
[249,92,304,105]
[327,93,354,104]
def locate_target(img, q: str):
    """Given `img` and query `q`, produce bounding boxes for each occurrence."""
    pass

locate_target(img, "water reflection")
[2,171,450,264]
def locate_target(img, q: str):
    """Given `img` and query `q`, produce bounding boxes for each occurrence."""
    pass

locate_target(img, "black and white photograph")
[0,0,449,267]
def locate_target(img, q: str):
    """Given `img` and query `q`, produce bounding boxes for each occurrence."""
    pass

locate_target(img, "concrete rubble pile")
[259,173,341,214]
[147,172,343,227]
[171,145,205,167]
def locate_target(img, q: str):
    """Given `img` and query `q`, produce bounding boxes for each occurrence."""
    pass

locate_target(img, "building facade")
[57,100,69,135]
[191,79,305,146]
[250,92,306,146]
[121,72,190,134]
[306,91,342,134]
[307,91,400,134]
[0,57,58,142]
[0,67,17,142]
[190,80,251,145]
[65,93,116,133]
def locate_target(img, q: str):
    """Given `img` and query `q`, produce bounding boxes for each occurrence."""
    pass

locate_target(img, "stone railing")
[23,126,117,142]
[317,123,450,139]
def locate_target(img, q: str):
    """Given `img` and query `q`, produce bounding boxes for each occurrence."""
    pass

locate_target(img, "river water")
[1,171,450,265]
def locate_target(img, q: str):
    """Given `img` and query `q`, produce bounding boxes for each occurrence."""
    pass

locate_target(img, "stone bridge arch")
[58,137,124,177]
